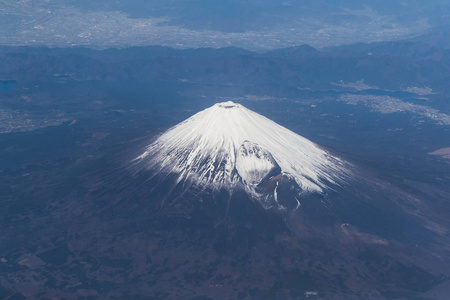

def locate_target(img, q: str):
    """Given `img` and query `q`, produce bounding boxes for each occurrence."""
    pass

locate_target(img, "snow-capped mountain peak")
[136,101,349,202]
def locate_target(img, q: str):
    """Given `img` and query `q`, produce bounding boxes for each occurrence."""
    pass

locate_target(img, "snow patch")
[236,141,279,186]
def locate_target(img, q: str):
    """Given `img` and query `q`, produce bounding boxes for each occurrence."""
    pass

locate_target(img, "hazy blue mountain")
[410,25,450,49]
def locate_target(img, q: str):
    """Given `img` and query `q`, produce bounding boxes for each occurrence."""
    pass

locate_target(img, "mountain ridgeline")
[1,41,450,94]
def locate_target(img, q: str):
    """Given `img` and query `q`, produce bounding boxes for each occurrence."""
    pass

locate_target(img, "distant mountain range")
[1,40,450,93]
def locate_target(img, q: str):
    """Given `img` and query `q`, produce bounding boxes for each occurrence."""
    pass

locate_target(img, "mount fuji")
[131,101,444,272]
[135,101,350,209]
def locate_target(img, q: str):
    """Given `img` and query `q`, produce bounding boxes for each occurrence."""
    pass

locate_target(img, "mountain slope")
[135,101,349,206]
